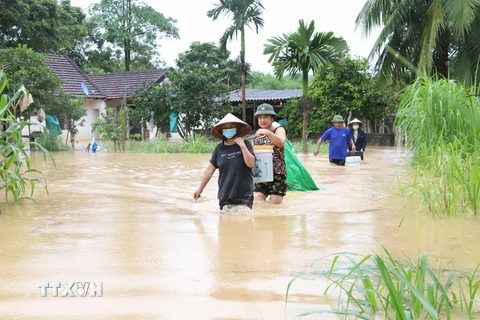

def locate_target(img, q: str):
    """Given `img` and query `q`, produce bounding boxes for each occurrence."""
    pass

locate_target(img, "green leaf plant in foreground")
[0,72,53,204]
[286,243,480,319]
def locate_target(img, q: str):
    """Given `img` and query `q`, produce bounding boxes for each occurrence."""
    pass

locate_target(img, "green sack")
[285,140,320,191]
[45,113,63,136]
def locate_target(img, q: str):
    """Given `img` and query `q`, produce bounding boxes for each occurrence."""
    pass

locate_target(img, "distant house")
[42,54,302,141]
[229,88,302,128]
[43,54,170,141]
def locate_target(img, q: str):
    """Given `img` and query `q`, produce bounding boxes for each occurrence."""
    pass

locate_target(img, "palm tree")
[264,20,347,153]
[207,0,265,122]
[356,0,480,84]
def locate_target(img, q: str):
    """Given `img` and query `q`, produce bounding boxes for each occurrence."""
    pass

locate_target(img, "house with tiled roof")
[44,54,170,141]
[43,54,302,141]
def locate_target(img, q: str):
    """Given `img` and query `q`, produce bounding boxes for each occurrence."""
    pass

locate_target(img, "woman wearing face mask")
[348,118,366,159]
[193,113,256,211]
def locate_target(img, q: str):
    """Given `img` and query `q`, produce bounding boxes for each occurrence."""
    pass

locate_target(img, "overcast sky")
[70,0,378,74]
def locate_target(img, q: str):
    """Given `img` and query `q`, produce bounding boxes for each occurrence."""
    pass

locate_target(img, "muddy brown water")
[0,147,479,319]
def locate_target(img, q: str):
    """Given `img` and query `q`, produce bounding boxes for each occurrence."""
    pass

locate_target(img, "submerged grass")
[396,77,480,216]
[126,135,325,154]
[286,246,480,319]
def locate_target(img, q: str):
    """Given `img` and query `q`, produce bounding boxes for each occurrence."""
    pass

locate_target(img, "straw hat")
[211,113,252,139]
[348,118,363,125]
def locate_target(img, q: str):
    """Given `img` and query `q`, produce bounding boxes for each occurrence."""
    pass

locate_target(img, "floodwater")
[0,146,479,319]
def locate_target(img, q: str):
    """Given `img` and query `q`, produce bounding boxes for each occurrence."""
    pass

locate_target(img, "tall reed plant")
[396,77,480,215]
[286,246,480,319]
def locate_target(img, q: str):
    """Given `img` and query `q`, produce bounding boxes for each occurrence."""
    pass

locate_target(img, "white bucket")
[252,145,274,183]
[345,156,361,166]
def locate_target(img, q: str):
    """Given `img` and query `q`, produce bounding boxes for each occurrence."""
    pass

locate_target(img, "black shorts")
[254,174,287,197]
[329,158,346,166]
[219,193,254,210]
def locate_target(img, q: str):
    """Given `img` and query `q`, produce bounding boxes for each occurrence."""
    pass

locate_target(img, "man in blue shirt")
[313,115,355,166]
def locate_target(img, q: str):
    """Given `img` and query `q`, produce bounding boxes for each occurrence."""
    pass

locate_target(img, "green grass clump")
[129,136,326,155]
[396,77,480,216]
[35,133,70,152]
[286,246,480,319]
[127,135,218,154]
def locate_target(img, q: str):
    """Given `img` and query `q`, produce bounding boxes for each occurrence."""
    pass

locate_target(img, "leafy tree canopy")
[279,57,397,137]
[0,46,60,115]
[86,0,179,71]
[247,71,302,90]
[176,42,244,89]
[169,64,233,140]
[131,80,172,137]
[0,0,87,54]
[356,0,480,85]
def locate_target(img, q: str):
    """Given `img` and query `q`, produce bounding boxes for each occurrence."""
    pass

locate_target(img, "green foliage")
[396,77,480,215]
[0,72,51,203]
[92,107,129,152]
[36,132,71,152]
[308,57,397,133]
[0,0,87,54]
[356,0,480,84]
[131,81,172,137]
[0,46,61,115]
[247,71,302,90]
[207,0,265,121]
[264,20,348,88]
[80,47,125,74]
[176,42,242,89]
[48,90,86,148]
[87,0,179,71]
[277,98,302,137]
[264,19,348,153]
[287,246,480,319]
[168,64,232,141]
[128,135,217,153]
[206,0,264,52]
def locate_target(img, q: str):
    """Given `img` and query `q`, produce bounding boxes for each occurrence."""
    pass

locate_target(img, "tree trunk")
[301,71,309,154]
[240,27,246,122]
[434,28,450,78]
[125,48,130,71]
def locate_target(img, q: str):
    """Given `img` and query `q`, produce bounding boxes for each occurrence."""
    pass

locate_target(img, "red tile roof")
[88,69,169,99]
[44,54,105,99]
[44,53,169,100]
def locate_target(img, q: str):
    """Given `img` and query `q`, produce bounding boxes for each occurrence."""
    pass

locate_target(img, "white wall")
[72,98,106,141]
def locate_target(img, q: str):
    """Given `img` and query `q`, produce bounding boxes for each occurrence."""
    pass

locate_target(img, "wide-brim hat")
[254,103,276,116]
[211,113,252,140]
[331,115,345,122]
[348,118,363,125]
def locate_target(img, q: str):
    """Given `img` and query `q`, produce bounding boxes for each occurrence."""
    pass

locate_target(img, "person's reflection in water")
[194,214,296,306]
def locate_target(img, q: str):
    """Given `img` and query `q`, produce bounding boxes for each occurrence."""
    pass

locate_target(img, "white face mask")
[352,125,359,130]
